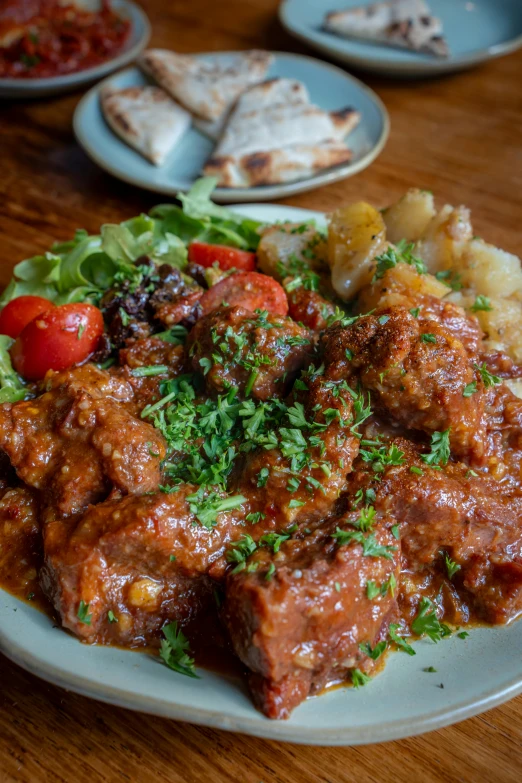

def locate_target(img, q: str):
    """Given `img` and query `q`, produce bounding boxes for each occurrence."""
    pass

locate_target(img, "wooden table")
[1,1,522,781]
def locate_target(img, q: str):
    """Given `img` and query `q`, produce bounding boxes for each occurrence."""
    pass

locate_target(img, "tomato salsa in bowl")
[0,0,149,97]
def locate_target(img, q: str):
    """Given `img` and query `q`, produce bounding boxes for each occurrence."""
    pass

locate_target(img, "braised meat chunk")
[0,365,165,516]
[223,511,400,719]
[236,375,360,530]
[323,306,487,462]
[0,485,41,599]
[187,305,313,399]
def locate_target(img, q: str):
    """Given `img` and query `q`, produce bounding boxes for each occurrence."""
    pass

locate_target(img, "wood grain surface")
[1,1,522,781]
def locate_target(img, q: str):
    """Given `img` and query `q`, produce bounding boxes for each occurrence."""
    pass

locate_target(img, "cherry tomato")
[188,242,256,272]
[10,303,104,381]
[0,296,55,339]
[199,271,288,316]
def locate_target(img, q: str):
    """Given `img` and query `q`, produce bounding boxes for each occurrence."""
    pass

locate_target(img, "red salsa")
[0,0,131,78]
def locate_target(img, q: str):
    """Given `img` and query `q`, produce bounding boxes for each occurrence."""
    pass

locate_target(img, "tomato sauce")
[0,0,131,79]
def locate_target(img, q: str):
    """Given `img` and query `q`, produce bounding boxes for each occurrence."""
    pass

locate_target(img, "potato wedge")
[257,222,327,282]
[327,202,387,301]
[383,188,435,244]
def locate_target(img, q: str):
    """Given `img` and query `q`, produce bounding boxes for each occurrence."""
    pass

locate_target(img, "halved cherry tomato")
[199,271,288,316]
[0,295,55,339]
[188,242,256,272]
[10,303,104,381]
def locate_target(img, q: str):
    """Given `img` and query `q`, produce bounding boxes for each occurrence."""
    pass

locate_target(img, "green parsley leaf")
[388,623,416,655]
[187,490,245,529]
[409,307,420,318]
[77,600,92,625]
[424,666,437,673]
[359,640,387,660]
[473,362,501,388]
[345,348,354,361]
[457,631,469,639]
[366,580,380,600]
[169,554,177,562]
[77,322,85,340]
[410,465,424,475]
[463,381,477,397]
[412,597,451,643]
[160,622,199,678]
[107,610,118,624]
[199,357,212,375]
[131,365,168,377]
[441,550,461,580]
[471,295,493,313]
[391,524,400,540]
[334,581,341,593]
[380,572,396,597]
[373,240,427,281]
[420,333,437,344]
[351,669,372,688]
[257,467,269,487]
[246,511,266,524]
[288,499,305,508]
[421,428,451,467]
[265,563,276,581]
[259,531,291,553]
[226,534,258,573]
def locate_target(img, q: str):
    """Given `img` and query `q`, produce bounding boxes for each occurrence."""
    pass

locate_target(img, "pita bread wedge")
[101,86,191,166]
[324,0,449,58]
[139,49,273,123]
[203,78,360,188]
[193,76,309,141]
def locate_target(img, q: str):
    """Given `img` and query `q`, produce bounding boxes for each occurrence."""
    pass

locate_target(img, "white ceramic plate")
[72,52,389,203]
[279,0,522,77]
[2,202,522,746]
[0,0,150,99]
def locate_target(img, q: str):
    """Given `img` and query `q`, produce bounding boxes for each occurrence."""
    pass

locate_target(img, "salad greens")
[0,178,262,310]
[0,178,263,403]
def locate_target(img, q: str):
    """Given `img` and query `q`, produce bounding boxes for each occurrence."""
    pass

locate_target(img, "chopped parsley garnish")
[226,534,258,573]
[424,666,437,673]
[391,524,400,540]
[373,240,427,281]
[420,333,437,344]
[366,580,380,600]
[265,563,276,581]
[360,443,405,473]
[473,362,501,388]
[186,489,245,529]
[463,381,477,397]
[77,322,85,340]
[421,428,451,467]
[159,622,199,678]
[132,365,168,377]
[410,465,424,476]
[259,531,291,553]
[441,550,461,580]
[435,269,462,291]
[77,601,92,625]
[388,624,415,655]
[457,631,469,639]
[334,581,341,593]
[257,467,270,487]
[246,511,266,523]
[351,669,372,688]
[412,597,451,642]
[471,295,493,313]
[288,499,305,508]
[332,527,396,560]
[199,357,212,375]
[360,640,387,660]
[107,610,118,624]
[409,307,420,318]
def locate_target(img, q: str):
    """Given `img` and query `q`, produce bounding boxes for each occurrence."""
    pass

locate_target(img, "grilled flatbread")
[324,0,449,58]
[139,49,273,123]
[101,86,191,166]
[203,78,360,188]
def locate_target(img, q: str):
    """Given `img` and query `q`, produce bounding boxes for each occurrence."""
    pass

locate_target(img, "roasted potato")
[383,188,435,244]
[327,202,387,301]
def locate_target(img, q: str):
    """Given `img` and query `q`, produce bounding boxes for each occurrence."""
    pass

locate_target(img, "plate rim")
[72,52,390,203]
[0,0,151,94]
[278,0,522,76]
[2,200,522,746]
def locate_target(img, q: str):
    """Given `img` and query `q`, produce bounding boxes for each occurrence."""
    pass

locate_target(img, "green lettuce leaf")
[0,336,27,403]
